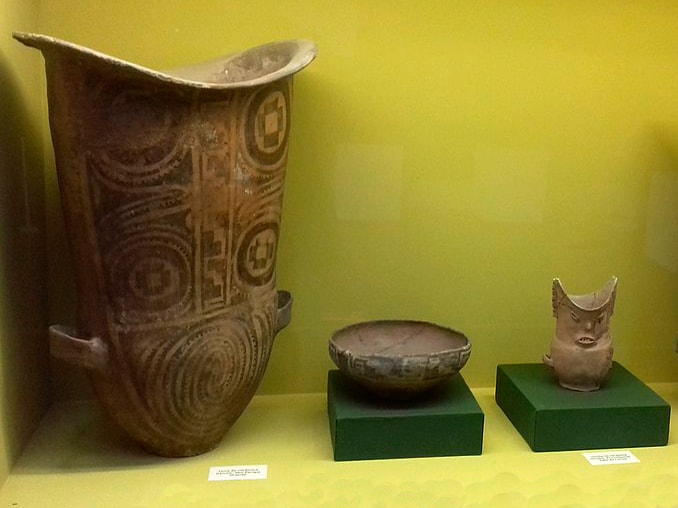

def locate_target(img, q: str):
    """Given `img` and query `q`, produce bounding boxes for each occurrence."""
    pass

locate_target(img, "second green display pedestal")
[327,370,484,461]
[495,362,670,452]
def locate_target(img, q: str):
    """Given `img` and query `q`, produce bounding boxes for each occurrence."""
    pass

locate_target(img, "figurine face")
[551,277,617,348]
[554,302,611,347]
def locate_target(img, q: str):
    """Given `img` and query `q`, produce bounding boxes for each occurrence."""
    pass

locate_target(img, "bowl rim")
[329,319,471,359]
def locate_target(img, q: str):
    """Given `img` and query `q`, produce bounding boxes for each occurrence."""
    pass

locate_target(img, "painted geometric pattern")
[79,78,292,449]
[85,80,291,330]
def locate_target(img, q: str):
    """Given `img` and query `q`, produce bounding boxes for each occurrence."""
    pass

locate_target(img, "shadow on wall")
[0,47,50,468]
[643,125,678,274]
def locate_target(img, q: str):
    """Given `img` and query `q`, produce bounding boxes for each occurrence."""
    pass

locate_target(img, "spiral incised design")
[132,303,274,449]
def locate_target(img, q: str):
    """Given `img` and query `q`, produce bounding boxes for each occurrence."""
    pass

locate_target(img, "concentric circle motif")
[242,81,290,168]
[236,221,279,287]
[139,310,273,444]
[87,87,189,186]
[106,230,193,323]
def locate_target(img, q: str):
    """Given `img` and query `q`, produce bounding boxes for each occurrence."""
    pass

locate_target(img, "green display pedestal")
[327,370,484,461]
[495,362,670,452]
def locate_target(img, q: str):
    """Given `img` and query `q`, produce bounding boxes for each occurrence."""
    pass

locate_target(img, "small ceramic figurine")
[543,277,618,391]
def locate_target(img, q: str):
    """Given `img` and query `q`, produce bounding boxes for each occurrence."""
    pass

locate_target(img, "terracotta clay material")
[544,277,618,392]
[14,32,316,457]
[329,320,472,399]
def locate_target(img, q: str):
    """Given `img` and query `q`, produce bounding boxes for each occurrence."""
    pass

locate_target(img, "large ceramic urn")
[15,33,316,457]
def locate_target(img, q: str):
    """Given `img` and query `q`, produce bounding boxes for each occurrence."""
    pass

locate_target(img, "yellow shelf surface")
[1,384,677,508]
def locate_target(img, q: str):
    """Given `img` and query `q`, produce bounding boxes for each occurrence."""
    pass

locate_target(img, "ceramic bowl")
[329,320,472,399]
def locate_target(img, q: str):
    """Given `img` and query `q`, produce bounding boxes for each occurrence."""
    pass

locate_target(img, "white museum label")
[583,451,640,466]
[208,465,268,481]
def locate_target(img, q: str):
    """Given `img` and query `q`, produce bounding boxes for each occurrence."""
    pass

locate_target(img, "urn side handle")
[49,325,109,372]
[274,290,293,335]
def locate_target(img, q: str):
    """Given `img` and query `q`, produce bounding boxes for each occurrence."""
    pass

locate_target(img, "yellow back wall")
[37,0,678,395]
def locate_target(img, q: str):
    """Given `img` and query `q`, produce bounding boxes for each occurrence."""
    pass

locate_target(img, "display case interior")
[1,0,677,505]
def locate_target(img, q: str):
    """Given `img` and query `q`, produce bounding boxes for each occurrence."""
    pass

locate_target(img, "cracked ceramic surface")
[329,320,472,399]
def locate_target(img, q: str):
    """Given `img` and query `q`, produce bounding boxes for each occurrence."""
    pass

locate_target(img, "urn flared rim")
[13,32,318,90]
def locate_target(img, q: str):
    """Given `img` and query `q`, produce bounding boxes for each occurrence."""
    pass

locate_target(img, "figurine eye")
[597,315,605,324]
[569,311,580,323]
